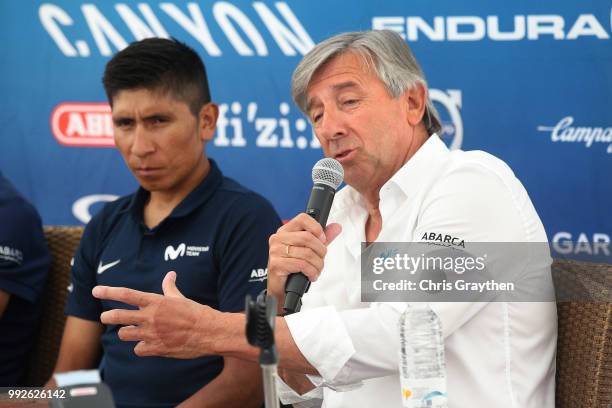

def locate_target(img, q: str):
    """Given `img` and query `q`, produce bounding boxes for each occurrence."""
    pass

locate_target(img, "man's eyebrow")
[143,112,173,120]
[111,113,132,122]
[112,111,174,121]
[306,81,361,113]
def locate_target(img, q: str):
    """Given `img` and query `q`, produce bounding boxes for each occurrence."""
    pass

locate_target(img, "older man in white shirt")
[93,30,557,408]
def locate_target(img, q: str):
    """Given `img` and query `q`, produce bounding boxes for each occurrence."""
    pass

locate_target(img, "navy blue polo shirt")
[0,172,50,386]
[65,160,281,408]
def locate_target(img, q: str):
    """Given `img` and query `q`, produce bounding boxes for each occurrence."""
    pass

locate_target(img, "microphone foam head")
[312,158,344,190]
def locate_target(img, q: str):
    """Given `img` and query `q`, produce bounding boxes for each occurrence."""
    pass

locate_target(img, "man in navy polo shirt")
[49,38,281,407]
[0,172,50,386]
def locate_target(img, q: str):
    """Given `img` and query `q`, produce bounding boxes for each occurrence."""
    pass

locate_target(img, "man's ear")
[403,82,427,127]
[198,102,219,142]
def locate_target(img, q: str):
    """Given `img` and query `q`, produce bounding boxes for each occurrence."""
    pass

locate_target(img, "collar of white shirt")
[331,133,448,259]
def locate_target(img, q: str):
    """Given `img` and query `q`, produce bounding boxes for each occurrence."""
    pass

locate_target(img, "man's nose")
[131,125,155,157]
[318,107,347,141]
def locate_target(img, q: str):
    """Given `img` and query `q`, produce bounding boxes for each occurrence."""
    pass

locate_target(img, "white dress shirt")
[278,135,557,408]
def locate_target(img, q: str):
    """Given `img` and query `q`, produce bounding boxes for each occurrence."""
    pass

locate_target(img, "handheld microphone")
[283,158,344,315]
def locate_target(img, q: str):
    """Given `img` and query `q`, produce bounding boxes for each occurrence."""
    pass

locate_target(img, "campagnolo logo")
[372,12,611,41]
[537,117,612,154]
[430,89,463,150]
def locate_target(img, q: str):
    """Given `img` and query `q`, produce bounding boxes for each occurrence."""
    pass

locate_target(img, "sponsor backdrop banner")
[1,1,610,259]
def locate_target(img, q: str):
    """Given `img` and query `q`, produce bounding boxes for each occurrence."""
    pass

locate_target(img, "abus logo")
[51,103,114,147]
[372,14,610,41]
[165,244,186,261]
[430,89,463,150]
[537,117,612,154]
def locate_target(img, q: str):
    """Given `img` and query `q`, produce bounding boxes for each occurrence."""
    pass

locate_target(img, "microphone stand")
[246,292,280,408]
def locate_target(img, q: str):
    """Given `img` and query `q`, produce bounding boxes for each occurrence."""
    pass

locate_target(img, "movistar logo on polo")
[97,259,120,274]
[430,89,463,150]
[372,13,610,41]
[0,246,23,265]
[421,232,466,248]
[537,117,612,154]
[164,243,210,261]
[250,268,268,282]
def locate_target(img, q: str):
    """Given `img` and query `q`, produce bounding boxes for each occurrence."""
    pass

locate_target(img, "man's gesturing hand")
[267,213,342,310]
[92,271,218,359]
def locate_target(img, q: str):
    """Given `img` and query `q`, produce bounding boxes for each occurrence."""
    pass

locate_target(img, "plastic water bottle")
[399,304,448,407]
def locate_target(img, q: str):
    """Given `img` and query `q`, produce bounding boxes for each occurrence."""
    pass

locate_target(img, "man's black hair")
[102,37,211,115]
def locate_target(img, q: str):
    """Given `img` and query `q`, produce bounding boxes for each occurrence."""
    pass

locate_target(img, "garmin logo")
[537,117,612,154]
[164,243,209,261]
[39,2,314,57]
[372,14,610,42]
[552,232,610,256]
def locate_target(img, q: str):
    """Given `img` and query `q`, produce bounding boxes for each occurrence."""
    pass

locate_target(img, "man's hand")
[92,271,219,359]
[267,213,342,310]
[95,273,322,377]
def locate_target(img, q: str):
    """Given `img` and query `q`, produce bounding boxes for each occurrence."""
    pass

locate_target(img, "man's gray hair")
[291,30,441,135]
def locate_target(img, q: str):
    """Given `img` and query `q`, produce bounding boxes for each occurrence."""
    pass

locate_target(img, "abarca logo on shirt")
[164,243,210,261]
[0,246,23,265]
[249,268,268,283]
[421,232,466,248]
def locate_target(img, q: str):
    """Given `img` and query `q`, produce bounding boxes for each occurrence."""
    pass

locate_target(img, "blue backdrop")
[1,1,610,259]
